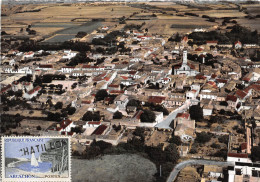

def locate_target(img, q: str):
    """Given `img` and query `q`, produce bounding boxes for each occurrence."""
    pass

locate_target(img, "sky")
[4,138,50,159]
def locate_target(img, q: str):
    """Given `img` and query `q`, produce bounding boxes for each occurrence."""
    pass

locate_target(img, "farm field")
[2,2,260,41]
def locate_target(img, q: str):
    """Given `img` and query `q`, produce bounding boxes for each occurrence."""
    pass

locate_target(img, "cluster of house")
[1,25,260,181]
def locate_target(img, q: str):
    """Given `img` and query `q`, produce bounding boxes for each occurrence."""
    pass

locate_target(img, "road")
[155,99,192,129]
[166,159,235,182]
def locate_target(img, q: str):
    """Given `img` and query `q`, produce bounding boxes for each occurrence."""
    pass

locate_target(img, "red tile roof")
[133,110,144,120]
[235,41,242,45]
[88,121,101,125]
[196,74,206,80]
[121,76,129,80]
[211,74,217,79]
[56,119,73,131]
[226,95,237,102]
[227,153,248,158]
[39,64,53,68]
[195,47,203,51]
[242,77,250,82]
[110,90,124,94]
[216,79,228,83]
[206,40,218,44]
[244,84,260,92]
[235,90,247,99]
[103,77,110,81]
[13,81,20,85]
[82,100,91,104]
[129,71,137,75]
[27,86,41,95]
[91,125,107,135]
[108,84,120,88]
[63,66,75,69]
[182,36,188,42]
[1,84,12,93]
[187,63,195,69]
[176,113,190,119]
[241,143,247,150]
[82,65,100,69]
[148,96,166,104]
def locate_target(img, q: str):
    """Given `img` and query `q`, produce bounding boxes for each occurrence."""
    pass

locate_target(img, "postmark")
[1,136,71,182]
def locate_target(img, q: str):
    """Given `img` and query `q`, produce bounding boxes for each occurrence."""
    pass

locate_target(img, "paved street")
[155,100,192,129]
[166,159,235,182]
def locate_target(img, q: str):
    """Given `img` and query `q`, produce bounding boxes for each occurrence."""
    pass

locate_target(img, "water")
[16,162,52,173]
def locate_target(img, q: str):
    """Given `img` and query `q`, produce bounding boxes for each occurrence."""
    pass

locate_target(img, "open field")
[72,154,157,182]
[194,9,246,18]
[1,4,141,38]
[2,2,260,40]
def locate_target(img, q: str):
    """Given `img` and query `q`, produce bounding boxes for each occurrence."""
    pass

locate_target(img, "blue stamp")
[1,136,71,182]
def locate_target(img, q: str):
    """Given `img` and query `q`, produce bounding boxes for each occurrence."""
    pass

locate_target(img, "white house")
[234,41,242,49]
[56,119,76,133]
[228,159,260,182]
[114,94,129,110]
[83,121,101,129]
[62,50,77,60]
[174,50,199,76]
[23,86,41,100]
[61,66,77,73]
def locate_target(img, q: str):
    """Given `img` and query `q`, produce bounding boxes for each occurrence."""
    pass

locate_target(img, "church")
[173,50,199,76]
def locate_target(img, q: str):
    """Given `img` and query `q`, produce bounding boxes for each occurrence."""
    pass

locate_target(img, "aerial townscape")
[1,1,260,182]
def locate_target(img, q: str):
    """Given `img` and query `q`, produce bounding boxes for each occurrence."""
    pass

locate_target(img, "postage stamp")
[1,136,71,182]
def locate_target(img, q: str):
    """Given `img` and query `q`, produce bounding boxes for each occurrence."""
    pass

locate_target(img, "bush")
[113,111,123,119]
[95,89,108,101]
[140,110,155,123]
[82,111,101,121]
[76,31,87,38]
[251,145,260,162]
[169,136,182,146]
[218,135,229,145]
[54,102,63,110]
[211,143,221,149]
[195,132,212,144]
[189,105,203,122]
[190,148,198,154]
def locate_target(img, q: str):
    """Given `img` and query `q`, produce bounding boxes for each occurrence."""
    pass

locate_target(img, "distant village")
[1,17,260,182]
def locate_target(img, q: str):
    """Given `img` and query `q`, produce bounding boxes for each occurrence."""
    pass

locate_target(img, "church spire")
[183,50,187,65]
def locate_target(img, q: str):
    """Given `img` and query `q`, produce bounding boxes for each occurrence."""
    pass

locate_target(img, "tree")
[140,109,155,123]
[54,102,63,110]
[91,140,112,153]
[251,144,260,162]
[75,31,87,38]
[95,89,108,101]
[67,107,76,115]
[133,127,145,141]
[127,99,140,107]
[47,112,61,122]
[112,124,122,132]
[189,105,203,122]
[164,143,180,163]
[113,111,123,119]
[71,126,83,134]
[169,136,182,146]
[195,132,212,144]
[82,111,100,121]
[220,101,228,106]
[7,90,14,96]
[175,33,181,42]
